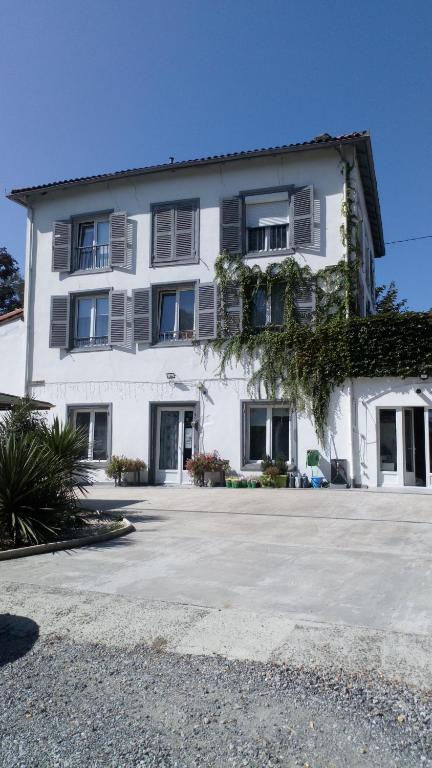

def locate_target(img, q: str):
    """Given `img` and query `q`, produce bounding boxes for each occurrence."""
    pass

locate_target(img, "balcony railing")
[73,245,109,272]
[158,330,194,342]
[74,335,109,348]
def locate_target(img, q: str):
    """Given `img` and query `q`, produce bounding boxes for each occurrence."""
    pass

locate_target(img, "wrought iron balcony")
[158,330,195,342]
[73,245,109,272]
[73,335,109,348]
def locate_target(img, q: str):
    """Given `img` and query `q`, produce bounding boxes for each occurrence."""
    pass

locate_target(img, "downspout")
[23,202,34,397]
[341,150,356,487]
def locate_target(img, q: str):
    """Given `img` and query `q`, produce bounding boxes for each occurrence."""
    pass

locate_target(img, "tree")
[0,247,24,314]
[375,281,408,313]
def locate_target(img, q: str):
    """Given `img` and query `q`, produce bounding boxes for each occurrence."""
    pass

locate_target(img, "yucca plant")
[0,404,93,547]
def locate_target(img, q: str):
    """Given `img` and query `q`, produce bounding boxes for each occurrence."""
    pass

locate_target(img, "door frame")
[377,405,428,487]
[148,401,199,485]
[403,407,416,486]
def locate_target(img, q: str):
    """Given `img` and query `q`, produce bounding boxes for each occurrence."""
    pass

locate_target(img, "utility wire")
[385,234,432,245]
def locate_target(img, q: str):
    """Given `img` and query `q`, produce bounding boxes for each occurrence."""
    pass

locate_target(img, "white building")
[0,308,25,397]
[7,131,432,488]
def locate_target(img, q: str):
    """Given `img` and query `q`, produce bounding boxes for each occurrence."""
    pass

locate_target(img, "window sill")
[70,345,112,354]
[70,267,113,276]
[244,248,295,259]
[151,339,195,348]
[151,258,199,268]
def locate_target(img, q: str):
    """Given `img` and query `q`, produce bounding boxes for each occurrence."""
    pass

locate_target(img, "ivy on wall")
[208,253,432,445]
[207,160,432,444]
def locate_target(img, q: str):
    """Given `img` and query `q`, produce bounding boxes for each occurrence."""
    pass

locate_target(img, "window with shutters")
[251,283,285,328]
[72,217,110,272]
[73,293,109,348]
[151,199,199,266]
[68,406,110,461]
[245,192,289,255]
[155,285,195,342]
[243,403,291,465]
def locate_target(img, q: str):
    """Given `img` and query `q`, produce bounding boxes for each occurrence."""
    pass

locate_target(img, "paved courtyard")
[1,486,432,687]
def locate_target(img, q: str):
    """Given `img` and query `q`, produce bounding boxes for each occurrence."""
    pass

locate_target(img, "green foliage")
[185,451,230,485]
[0,247,24,314]
[375,281,408,313]
[106,455,147,485]
[106,455,129,485]
[209,252,432,445]
[0,402,92,546]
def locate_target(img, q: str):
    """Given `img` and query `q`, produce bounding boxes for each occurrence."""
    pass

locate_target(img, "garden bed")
[0,512,134,559]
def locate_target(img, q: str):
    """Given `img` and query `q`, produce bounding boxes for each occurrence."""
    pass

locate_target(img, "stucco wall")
[0,316,25,396]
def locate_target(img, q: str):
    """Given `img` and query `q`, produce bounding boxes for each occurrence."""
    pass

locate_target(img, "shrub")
[274,455,288,475]
[186,451,230,485]
[260,454,273,472]
[106,455,129,485]
[106,456,147,485]
[0,408,92,547]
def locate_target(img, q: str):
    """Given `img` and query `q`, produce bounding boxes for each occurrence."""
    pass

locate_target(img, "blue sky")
[1,0,431,309]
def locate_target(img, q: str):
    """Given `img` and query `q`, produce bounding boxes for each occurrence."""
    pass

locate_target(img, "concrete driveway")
[1,486,432,687]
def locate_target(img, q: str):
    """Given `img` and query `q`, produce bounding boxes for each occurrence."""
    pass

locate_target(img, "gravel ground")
[0,628,431,768]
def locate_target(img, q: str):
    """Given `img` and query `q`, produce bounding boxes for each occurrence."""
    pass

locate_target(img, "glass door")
[155,407,195,484]
[403,408,416,486]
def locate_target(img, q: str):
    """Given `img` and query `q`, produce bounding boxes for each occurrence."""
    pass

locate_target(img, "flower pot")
[225,479,232,488]
[231,479,241,488]
[273,475,287,488]
[204,470,225,487]
[248,480,258,488]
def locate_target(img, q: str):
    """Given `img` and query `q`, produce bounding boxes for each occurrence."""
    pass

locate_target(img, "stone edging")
[0,518,135,561]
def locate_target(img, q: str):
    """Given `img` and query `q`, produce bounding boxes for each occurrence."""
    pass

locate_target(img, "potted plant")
[123,458,147,485]
[247,478,258,488]
[106,455,129,486]
[186,452,230,486]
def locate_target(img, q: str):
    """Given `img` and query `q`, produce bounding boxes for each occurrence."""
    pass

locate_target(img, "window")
[379,409,397,471]
[251,284,285,327]
[245,191,289,254]
[74,294,109,348]
[158,287,195,342]
[245,404,290,464]
[152,200,198,265]
[73,218,110,271]
[69,407,109,461]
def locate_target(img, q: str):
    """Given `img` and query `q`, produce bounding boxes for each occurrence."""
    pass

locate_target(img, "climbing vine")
[206,162,432,444]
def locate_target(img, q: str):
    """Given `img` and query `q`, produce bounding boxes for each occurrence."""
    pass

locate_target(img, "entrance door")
[403,408,416,485]
[155,407,195,484]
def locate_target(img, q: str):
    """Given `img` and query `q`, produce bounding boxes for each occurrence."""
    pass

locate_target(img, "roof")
[7,131,385,256]
[0,308,23,324]
[0,393,53,411]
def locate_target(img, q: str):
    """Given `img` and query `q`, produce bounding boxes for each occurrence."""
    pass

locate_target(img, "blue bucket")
[311,476,323,488]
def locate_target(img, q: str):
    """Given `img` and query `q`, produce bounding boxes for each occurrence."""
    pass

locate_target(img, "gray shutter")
[52,221,71,272]
[289,186,314,248]
[196,282,217,340]
[220,197,242,254]
[295,281,315,325]
[220,283,242,336]
[49,295,70,348]
[133,288,152,343]
[153,206,174,264]
[109,212,127,267]
[109,290,127,345]
[175,203,195,262]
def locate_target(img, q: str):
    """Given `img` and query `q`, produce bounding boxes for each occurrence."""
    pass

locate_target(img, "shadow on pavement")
[0,614,39,667]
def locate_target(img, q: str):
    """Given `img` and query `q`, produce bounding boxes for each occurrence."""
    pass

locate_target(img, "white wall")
[0,315,25,396]
[353,377,432,487]
[20,146,374,482]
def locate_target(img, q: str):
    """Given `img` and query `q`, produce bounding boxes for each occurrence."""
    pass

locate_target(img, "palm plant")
[0,402,93,547]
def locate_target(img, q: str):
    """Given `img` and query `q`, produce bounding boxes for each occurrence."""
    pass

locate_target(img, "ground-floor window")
[245,403,290,463]
[68,406,110,460]
[379,409,397,471]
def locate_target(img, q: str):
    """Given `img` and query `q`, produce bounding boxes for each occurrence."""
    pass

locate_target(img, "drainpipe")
[23,202,34,397]
[340,149,356,486]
